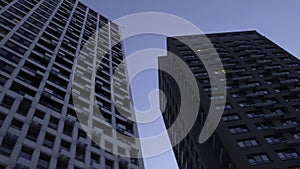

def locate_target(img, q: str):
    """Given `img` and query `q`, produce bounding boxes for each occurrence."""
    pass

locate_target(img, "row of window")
[0,119,138,167]
[236,132,300,148]
[0,134,128,168]
[248,149,300,166]
[228,119,299,134]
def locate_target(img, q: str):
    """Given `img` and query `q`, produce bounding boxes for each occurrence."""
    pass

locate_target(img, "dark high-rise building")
[159,31,300,169]
[0,0,144,168]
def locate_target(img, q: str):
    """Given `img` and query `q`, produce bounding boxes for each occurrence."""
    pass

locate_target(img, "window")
[17,28,35,40]
[22,22,40,34]
[256,122,273,130]
[254,90,268,95]
[247,153,270,165]
[215,104,232,111]
[20,145,33,160]
[237,138,259,148]
[26,123,41,141]
[277,149,300,160]
[0,16,16,29]
[284,96,300,102]
[63,123,73,136]
[294,132,300,139]
[264,98,277,104]
[0,74,8,85]
[4,40,26,54]
[246,111,264,118]
[274,87,289,93]
[105,159,114,169]
[56,159,68,169]
[229,125,249,134]
[231,93,241,98]
[37,153,51,169]
[0,112,6,127]
[49,116,59,129]
[281,78,299,84]
[195,72,207,77]
[210,95,225,100]
[239,101,252,108]
[78,129,87,139]
[11,118,23,130]
[271,108,285,114]
[0,134,17,156]
[13,164,29,169]
[131,158,139,166]
[11,34,31,47]
[266,80,279,85]
[0,48,21,64]
[34,110,45,119]
[75,144,85,162]
[17,98,31,116]
[288,63,299,67]
[224,104,233,110]
[1,95,14,108]
[13,2,31,13]
[265,135,285,144]
[203,86,219,92]
[200,78,209,84]
[43,133,55,148]
[0,59,15,74]
[60,140,71,151]
[222,114,240,122]
[91,153,100,163]
[0,24,10,36]
[282,118,299,126]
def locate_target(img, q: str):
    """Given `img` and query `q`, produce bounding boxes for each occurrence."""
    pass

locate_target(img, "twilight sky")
[80,0,300,168]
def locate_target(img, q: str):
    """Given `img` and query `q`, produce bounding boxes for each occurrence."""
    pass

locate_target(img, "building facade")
[159,31,300,169]
[0,0,144,168]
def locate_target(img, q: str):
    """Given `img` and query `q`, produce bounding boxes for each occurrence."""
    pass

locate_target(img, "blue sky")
[80,0,300,168]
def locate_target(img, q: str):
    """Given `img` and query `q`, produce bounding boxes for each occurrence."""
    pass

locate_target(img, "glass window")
[43,133,55,148]
[37,153,51,169]
[1,95,14,108]
[265,135,285,144]
[246,111,264,118]
[229,125,249,134]
[256,122,273,130]
[105,159,114,169]
[277,149,299,160]
[60,140,71,151]
[11,118,23,130]
[0,60,15,74]
[282,118,299,126]
[222,114,240,122]
[247,153,270,165]
[237,138,259,148]
[5,40,26,54]
[16,98,31,116]
[20,145,33,160]
[49,116,59,129]
[0,134,17,156]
